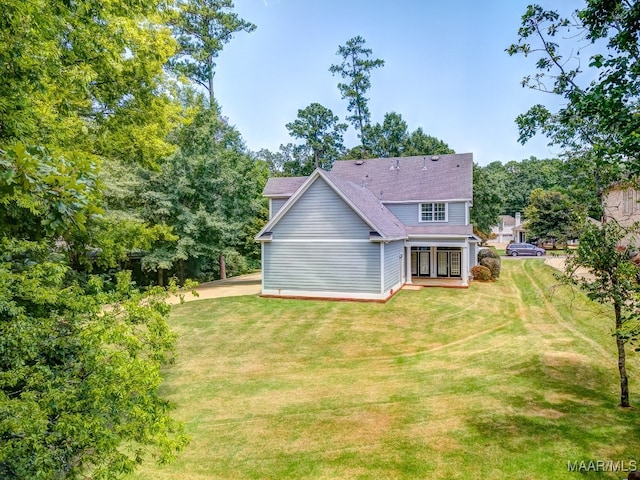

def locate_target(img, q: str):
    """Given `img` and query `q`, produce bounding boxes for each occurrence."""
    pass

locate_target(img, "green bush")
[478,247,500,262]
[471,265,492,281]
[481,257,501,279]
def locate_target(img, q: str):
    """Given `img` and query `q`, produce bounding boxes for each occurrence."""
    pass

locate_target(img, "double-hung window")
[420,202,446,222]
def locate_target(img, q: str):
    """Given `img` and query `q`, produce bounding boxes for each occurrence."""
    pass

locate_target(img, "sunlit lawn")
[130,260,640,479]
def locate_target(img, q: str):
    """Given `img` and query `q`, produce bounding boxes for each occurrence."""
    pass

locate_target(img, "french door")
[437,249,461,278]
[411,249,431,277]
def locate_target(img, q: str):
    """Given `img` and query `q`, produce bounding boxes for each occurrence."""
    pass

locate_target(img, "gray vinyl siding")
[469,243,477,267]
[385,202,468,226]
[384,241,404,291]
[270,198,287,218]
[271,178,371,239]
[264,242,380,293]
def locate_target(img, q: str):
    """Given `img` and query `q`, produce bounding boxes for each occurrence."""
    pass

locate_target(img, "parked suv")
[506,243,545,257]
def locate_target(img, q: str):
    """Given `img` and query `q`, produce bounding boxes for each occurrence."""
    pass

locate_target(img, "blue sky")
[213,0,581,166]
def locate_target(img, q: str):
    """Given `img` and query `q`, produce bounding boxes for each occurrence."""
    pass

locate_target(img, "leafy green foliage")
[507,2,640,174]
[524,188,582,246]
[0,145,187,478]
[477,247,500,262]
[403,127,455,157]
[141,101,266,282]
[329,36,385,150]
[470,163,503,237]
[564,219,640,407]
[363,112,409,158]
[346,114,454,160]
[0,144,100,239]
[285,103,347,170]
[170,0,256,103]
[0,0,179,167]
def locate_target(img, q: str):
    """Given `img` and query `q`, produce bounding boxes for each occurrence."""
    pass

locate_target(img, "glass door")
[419,251,430,276]
[437,251,449,277]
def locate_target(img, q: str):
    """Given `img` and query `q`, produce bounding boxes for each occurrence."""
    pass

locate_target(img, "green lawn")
[130,260,640,479]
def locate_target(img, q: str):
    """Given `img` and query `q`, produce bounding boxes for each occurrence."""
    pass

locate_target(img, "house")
[604,181,640,227]
[490,213,526,243]
[255,154,480,301]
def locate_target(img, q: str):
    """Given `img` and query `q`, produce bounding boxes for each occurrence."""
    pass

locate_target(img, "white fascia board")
[407,234,471,239]
[383,198,472,204]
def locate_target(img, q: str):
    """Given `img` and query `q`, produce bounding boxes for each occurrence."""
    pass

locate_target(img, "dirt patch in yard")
[167,272,261,304]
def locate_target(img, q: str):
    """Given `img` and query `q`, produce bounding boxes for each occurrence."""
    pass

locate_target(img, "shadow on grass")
[467,352,640,478]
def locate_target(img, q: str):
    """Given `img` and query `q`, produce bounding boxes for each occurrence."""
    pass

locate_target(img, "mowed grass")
[130,260,640,479]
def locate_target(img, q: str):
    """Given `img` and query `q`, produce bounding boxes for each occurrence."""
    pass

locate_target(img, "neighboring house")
[604,182,640,227]
[490,213,526,243]
[255,154,480,301]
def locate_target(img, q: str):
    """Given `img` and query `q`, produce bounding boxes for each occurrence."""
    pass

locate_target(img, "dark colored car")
[506,243,545,257]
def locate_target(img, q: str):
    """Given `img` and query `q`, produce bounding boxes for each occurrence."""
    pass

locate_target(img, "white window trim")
[418,202,448,223]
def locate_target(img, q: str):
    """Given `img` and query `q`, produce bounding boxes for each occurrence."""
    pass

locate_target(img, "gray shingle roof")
[322,171,407,240]
[263,176,307,197]
[499,215,516,227]
[330,153,473,202]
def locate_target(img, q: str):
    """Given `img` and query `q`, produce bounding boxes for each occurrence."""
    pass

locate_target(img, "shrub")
[471,265,492,281]
[481,256,501,279]
[478,247,500,262]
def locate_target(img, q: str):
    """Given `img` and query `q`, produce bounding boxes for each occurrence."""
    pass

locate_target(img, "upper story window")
[420,202,447,222]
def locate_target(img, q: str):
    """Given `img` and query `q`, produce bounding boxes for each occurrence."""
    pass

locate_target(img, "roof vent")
[431,156,440,161]
[389,159,394,170]
[395,158,400,169]
[422,157,428,170]
[355,160,364,165]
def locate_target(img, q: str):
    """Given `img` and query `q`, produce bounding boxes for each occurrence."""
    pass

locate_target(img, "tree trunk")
[158,267,164,287]
[219,254,226,280]
[207,56,215,107]
[615,300,631,407]
[314,149,319,169]
[178,258,185,286]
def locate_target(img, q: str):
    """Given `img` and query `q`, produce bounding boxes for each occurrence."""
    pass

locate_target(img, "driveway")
[167,272,261,304]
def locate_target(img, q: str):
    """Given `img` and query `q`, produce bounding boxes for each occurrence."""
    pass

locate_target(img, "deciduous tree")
[0,145,187,479]
[564,219,640,408]
[141,99,265,283]
[524,188,581,247]
[470,164,504,238]
[510,0,640,407]
[507,2,640,176]
[1,0,179,167]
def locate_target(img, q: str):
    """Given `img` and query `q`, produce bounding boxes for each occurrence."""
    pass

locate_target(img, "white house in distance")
[490,213,526,244]
[255,154,480,301]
